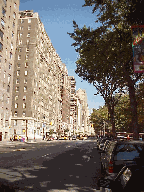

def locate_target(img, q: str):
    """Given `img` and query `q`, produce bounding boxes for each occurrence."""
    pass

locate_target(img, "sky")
[20,0,105,113]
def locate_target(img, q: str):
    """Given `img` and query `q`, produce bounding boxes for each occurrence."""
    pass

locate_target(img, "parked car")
[99,161,144,192]
[100,140,144,178]
[64,136,68,140]
[59,136,65,140]
[72,136,76,140]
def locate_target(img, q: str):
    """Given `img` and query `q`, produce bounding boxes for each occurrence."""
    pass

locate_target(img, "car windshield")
[114,144,144,160]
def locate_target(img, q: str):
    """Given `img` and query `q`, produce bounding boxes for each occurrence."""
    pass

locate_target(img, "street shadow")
[0,142,101,191]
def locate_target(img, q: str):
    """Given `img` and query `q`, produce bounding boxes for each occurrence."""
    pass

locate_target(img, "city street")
[0,140,101,191]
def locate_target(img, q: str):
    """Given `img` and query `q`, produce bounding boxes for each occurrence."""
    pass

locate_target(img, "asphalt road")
[0,140,101,192]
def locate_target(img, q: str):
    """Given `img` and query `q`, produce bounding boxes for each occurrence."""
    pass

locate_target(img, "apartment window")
[28,18,31,23]
[21,19,24,24]
[20,33,22,38]
[18,48,22,52]
[25,55,28,60]
[0,30,4,41]
[15,103,18,108]
[3,0,7,6]
[20,26,23,30]
[24,86,27,92]
[16,78,19,84]
[14,3,16,9]
[13,22,15,28]
[13,12,16,19]
[17,70,20,76]
[8,74,11,84]
[0,43,3,51]
[23,103,26,108]
[28,25,31,30]
[24,79,27,84]
[14,119,17,125]
[27,33,30,37]
[7,97,9,104]
[22,112,26,117]
[15,95,18,100]
[1,19,5,28]
[19,40,22,45]
[25,62,28,67]
[25,71,28,76]
[10,52,12,59]
[7,85,10,92]
[26,48,29,52]
[17,64,20,68]
[11,43,13,50]
[18,55,21,60]
[23,95,26,101]
[2,7,6,17]
[9,63,12,70]
[16,86,19,92]
[14,111,17,117]
[12,31,14,38]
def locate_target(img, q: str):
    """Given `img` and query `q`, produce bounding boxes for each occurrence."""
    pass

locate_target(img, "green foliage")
[68,0,144,139]
[64,128,69,133]
[49,129,54,135]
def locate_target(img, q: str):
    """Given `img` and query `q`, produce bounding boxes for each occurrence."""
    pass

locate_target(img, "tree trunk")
[127,78,139,140]
[107,102,116,137]
[123,61,139,140]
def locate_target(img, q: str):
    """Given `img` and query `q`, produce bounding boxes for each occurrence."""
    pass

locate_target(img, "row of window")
[15,86,27,92]
[15,95,26,101]
[15,103,26,109]
[18,54,29,60]
[20,18,31,24]
[1,18,15,28]
[16,78,27,84]
[17,70,28,76]
[14,111,25,117]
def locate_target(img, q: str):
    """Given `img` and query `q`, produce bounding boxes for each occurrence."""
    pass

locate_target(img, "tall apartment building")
[61,63,70,135]
[0,0,19,140]
[69,76,77,135]
[76,88,89,134]
[11,10,63,140]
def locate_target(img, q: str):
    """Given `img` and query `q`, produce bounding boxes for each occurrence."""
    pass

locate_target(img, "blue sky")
[20,0,105,112]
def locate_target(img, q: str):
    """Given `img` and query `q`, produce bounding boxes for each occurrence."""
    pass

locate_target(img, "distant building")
[0,0,20,140]
[76,88,89,135]
[69,76,77,135]
[61,64,70,135]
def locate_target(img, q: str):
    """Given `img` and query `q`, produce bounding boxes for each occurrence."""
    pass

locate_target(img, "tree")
[49,129,54,135]
[91,107,111,134]
[68,0,144,139]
